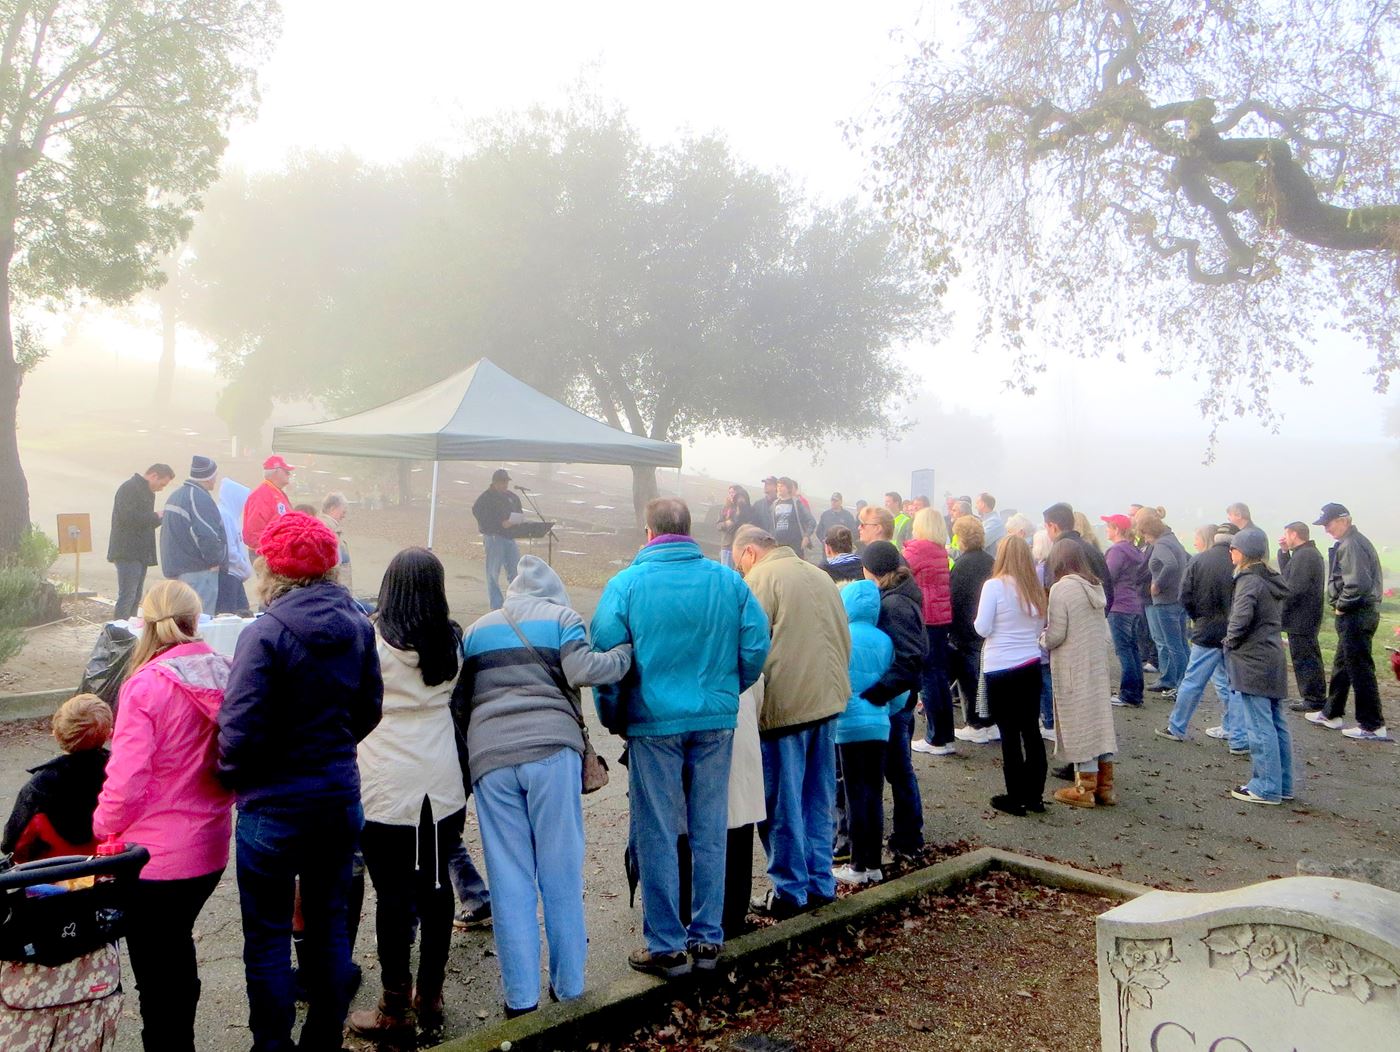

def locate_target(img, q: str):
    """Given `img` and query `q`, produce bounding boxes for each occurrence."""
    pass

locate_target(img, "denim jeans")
[483,534,521,610]
[475,748,585,1010]
[1039,661,1053,728]
[629,729,733,954]
[177,569,219,616]
[1237,692,1294,802]
[1324,606,1383,730]
[1074,752,1115,774]
[1107,612,1144,704]
[759,718,837,907]
[1146,603,1190,688]
[1166,645,1246,747]
[114,561,148,620]
[883,698,924,854]
[920,625,955,745]
[447,841,490,913]
[235,801,362,1052]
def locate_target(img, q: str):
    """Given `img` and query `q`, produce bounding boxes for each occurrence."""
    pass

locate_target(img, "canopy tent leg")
[427,461,441,549]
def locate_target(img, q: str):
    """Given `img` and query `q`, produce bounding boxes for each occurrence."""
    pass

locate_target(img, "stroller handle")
[0,844,150,889]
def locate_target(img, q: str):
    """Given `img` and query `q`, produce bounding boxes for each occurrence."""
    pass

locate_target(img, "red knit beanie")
[257,512,339,579]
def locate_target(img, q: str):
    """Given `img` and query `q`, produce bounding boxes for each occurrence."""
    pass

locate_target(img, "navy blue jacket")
[159,480,227,578]
[219,582,382,808]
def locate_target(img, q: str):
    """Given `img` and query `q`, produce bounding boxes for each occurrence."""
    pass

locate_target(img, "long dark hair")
[1047,537,1100,588]
[376,547,461,687]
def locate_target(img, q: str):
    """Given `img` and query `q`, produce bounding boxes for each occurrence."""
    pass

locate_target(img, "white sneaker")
[953,725,978,741]
[912,739,957,756]
[983,725,1002,742]
[1040,724,1056,742]
[1305,712,1345,730]
[1143,663,1158,674]
[966,726,1000,744]
[1341,725,1392,741]
[1205,725,1228,739]
[833,865,882,885]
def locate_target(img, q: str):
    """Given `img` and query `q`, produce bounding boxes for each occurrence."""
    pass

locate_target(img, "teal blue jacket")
[591,539,770,737]
[835,581,898,745]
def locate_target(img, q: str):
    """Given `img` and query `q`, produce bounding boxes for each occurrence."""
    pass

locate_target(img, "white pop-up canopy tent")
[273,358,682,547]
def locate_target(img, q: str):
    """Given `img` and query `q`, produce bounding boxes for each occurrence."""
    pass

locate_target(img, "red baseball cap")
[1101,514,1132,531]
[263,455,296,472]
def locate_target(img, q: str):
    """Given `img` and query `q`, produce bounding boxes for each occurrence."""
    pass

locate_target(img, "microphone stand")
[516,486,558,566]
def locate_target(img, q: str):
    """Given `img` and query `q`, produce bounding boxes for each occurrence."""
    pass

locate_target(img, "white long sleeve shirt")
[974,577,1045,673]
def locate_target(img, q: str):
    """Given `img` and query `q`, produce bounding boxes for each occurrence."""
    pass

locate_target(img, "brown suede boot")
[413,980,445,1037]
[1053,772,1097,808]
[1095,762,1117,806]
[347,982,415,1041]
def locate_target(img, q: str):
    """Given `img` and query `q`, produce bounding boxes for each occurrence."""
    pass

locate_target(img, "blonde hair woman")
[1072,511,1101,552]
[973,537,1048,815]
[94,579,235,1051]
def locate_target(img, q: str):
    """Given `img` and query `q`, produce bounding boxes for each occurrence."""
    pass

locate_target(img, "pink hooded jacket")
[94,641,234,880]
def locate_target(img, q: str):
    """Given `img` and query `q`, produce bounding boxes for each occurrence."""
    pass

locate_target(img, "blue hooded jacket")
[591,538,769,737]
[835,581,898,745]
[219,580,382,808]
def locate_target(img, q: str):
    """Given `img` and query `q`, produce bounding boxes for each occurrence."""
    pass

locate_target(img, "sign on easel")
[56,513,92,595]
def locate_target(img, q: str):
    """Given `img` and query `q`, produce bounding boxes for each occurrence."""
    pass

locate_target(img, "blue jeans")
[483,534,521,610]
[1039,660,1053,728]
[1107,612,1144,704]
[177,569,219,616]
[474,748,585,1010]
[884,698,924,853]
[235,801,362,1052]
[1146,603,1190,688]
[447,841,490,913]
[114,561,148,620]
[628,729,733,954]
[1167,645,1247,748]
[759,719,837,907]
[1237,692,1295,802]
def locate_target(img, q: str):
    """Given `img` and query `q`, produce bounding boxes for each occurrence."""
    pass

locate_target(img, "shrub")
[15,523,58,575]
[0,565,40,669]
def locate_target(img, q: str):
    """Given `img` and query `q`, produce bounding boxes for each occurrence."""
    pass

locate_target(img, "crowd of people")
[0,460,1391,1050]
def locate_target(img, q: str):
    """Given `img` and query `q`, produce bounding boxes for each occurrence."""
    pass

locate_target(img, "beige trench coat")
[1045,574,1117,764]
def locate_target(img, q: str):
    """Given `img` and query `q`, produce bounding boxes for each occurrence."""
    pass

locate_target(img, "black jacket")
[949,547,995,650]
[1,749,109,858]
[108,473,161,565]
[1223,564,1289,699]
[1327,526,1383,612]
[1181,540,1237,648]
[218,581,382,808]
[472,487,522,537]
[1279,541,1325,635]
[863,572,927,705]
[1060,530,1113,609]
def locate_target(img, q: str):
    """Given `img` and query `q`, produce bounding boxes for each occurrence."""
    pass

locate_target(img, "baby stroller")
[0,844,149,1051]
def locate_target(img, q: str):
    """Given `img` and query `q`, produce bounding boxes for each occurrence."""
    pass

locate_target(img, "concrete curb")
[0,688,72,722]
[427,847,1151,1052]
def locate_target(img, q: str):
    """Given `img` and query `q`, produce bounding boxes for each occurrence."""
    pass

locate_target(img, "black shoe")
[628,948,692,978]
[991,794,1027,816]
[1146,683,1172,693]
[504,1002,538,1019]
[1052,763,1074,782]
[749,889,803,920]
[806,893,836,911]
[689,943,721,971]
[1289,700,1323,713]
[1023,799,1047,814]
[454,902,493,930]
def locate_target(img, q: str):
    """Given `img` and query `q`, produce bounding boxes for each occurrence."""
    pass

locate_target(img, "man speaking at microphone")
[472,468,525,610]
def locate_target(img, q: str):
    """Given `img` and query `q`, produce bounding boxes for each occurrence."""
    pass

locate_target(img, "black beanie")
[861,540,901,577]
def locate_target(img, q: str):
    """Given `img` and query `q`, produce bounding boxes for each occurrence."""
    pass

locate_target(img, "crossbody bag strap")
[499,606,587,732]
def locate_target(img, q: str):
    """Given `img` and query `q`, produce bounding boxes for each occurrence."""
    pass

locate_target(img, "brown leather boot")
[1095,762,1117,806]
[347,981,414,1041]
[1053,772,1097,808]
[413,980,445,1037]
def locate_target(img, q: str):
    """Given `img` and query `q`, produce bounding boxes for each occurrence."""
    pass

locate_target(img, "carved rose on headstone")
[1205,923,1400,1006]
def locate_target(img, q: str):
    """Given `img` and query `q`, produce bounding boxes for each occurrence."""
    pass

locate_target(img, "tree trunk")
[0,257,28,556]
[630,465,658,527]
[397,460,413,506]
[153,297,176,411]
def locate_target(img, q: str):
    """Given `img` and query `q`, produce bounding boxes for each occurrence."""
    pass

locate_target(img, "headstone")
[1098,876,1400,1051]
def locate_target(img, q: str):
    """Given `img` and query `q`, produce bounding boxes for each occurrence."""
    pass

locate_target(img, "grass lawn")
[1316,598,1400,668]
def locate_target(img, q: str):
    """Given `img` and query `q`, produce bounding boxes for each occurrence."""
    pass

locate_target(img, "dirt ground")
[604,871,1108,1052]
